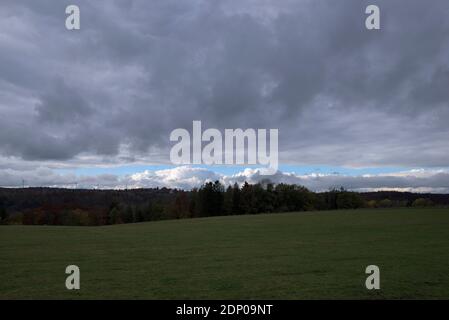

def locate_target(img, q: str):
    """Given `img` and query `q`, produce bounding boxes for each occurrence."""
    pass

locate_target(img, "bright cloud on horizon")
[2,166,449,194]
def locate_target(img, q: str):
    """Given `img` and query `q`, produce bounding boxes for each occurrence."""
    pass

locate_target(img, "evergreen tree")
[0,207,8,224]
[122,205,134,223]
[231,183,242,215]
[198,181,224,216]
[108,207,120,224]
[134,206,145,222]
[223,186,233,215]
[189,189,199,218]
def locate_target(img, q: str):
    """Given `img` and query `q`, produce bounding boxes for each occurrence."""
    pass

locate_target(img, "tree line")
[0,182,442,226]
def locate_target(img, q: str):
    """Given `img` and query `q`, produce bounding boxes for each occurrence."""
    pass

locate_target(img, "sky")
[1,0,449,192]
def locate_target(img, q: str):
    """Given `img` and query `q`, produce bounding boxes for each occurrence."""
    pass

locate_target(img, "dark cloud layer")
[0,0,448,170]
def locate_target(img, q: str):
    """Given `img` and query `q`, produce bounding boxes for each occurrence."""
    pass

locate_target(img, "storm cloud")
[0,0,449,188]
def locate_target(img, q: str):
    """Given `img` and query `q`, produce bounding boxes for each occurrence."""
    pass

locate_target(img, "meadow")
[1,208,448,299]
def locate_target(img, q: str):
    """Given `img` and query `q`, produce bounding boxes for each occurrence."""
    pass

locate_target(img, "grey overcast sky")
[1,0,449,191]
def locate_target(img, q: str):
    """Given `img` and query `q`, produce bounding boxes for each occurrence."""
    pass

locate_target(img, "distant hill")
[0,187,177,212]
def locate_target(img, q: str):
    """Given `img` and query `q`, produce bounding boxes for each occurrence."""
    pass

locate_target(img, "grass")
[1,208,448,299]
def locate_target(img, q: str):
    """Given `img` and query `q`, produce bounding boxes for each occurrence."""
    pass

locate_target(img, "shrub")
[378,199,393,208]
[412,198,434,207]
[366,200,377,208]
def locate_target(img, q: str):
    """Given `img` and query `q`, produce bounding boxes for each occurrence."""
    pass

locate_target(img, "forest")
[0,182,445,226]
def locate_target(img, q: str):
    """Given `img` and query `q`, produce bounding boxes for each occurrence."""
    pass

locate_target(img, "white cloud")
[129,166,221,189]
[2,166,449,193]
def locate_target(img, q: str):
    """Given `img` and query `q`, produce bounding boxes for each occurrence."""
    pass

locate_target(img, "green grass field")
[1,208,448,299]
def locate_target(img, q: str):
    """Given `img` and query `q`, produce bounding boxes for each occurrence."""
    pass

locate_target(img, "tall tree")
[223,186,233,215]
[198,181,224,216]
[108,207,121,224]
[0,207,8,224]
[231,183,242,215]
